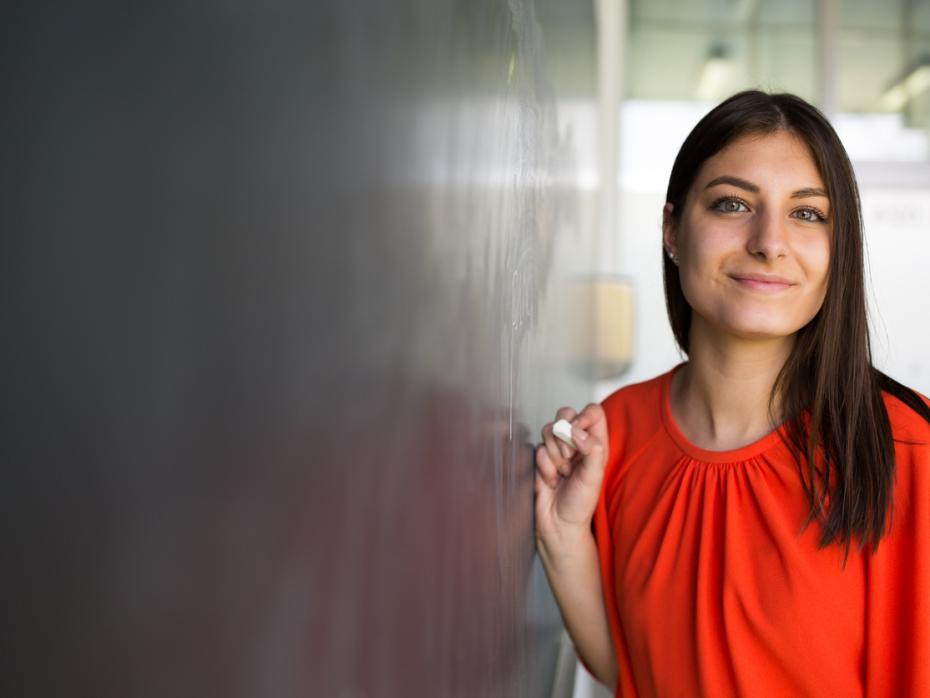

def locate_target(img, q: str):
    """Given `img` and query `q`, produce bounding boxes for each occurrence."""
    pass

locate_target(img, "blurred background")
[3,1,928,697]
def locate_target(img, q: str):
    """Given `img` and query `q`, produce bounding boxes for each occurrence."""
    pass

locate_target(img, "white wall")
[860,187,930,395]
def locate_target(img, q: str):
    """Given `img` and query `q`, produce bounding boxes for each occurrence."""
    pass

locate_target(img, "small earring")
[668,250,678,266]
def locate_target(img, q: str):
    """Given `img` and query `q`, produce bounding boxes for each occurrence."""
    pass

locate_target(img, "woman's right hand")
[534,403,609,547]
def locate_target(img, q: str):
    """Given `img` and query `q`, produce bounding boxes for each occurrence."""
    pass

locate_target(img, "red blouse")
[580,363,930,697]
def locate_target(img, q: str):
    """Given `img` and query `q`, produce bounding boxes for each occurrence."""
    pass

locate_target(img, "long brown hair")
[662,90,930,563]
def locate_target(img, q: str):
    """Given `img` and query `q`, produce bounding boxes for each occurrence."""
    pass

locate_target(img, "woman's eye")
[794,208,826,223]
[712,198,749,213]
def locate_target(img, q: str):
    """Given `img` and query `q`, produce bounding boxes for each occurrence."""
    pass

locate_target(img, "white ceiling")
[626,0,930,115]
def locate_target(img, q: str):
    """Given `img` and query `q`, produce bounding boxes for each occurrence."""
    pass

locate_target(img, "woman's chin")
[704,314,808,342]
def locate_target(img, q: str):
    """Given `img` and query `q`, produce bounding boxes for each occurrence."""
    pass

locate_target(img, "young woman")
[535,90,930,697]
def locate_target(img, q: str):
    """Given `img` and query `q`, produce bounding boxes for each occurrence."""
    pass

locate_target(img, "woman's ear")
[662,202,679,266]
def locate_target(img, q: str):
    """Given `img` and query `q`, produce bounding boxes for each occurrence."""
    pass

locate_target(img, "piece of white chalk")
[552,419,576,449]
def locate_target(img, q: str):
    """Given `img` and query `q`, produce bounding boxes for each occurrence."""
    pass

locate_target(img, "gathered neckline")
[661,362,787,464]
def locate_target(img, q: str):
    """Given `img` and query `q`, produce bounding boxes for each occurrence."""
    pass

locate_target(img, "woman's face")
[663,130,832,342]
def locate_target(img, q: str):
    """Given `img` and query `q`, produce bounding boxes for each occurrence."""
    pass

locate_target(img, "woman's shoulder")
[598,366,676,470]
[599,364,676,428]
[601,367,672,408]
[881,382,930,445]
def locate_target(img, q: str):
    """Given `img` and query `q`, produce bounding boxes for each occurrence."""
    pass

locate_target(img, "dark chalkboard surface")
[3,2,602,696]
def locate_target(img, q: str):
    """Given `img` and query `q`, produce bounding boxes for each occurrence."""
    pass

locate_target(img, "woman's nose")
[746,208,789,260]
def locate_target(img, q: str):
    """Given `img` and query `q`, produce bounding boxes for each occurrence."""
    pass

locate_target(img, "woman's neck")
[671,316,794,451]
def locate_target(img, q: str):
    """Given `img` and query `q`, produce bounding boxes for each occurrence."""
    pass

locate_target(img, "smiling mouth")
[729,275,796,292]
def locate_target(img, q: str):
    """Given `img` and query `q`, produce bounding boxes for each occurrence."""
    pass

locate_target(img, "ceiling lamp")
[697,43,734,102]
[880,55,930,111]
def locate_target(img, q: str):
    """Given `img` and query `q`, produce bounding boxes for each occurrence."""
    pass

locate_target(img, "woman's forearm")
[537,528,618,690]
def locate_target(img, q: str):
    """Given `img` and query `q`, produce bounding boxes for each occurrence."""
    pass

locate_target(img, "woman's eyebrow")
[705,175,758,192]
[704,175,829,199]
[790,187,829,199]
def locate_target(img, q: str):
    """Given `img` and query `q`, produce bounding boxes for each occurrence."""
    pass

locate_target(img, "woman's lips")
[730,275,795,292]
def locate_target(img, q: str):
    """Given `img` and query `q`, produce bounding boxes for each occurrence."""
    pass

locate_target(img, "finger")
[540,423,571,477]
[535,470,553,495]
[570,425,605,478]
[570,404,598,428]
[573,403,608,442]
[548,439,572,477]
[554,406,579,460]
[535,444,561,488]
[570,423,590,446]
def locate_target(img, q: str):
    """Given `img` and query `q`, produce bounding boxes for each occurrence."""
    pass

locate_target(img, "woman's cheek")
[797,230,831,277]
[678,266,714,317]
